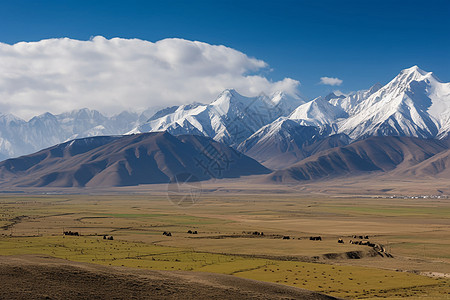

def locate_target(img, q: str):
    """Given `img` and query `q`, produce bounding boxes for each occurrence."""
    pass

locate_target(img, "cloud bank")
[319,76,343,86]
[0,36,300,119]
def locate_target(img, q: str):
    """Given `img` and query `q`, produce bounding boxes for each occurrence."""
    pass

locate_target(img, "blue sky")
[0,0,449,102]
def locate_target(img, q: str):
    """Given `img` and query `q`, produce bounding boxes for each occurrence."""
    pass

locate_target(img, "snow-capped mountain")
[237,116,350,169]
[238,66,450,168]
[288,96,347,130]
[237,118,324,169]
[0,108,153,159]
[328,83,382,114]
[336,66,450,139]
[130,89,304,146]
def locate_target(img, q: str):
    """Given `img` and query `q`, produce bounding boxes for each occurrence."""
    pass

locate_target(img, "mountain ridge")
[267,136,449,183]
[0,132,270,187]
[129,89,305,146]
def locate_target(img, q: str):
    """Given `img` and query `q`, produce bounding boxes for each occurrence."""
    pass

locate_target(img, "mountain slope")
[238,119,321,169]
[0,132,270,187]
[395,149,450,178]
[267,136,448,182]
[238,117,351,169]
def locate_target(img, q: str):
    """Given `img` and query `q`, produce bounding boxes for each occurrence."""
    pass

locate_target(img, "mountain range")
[0,66,449,187]
[240,66,450,169]
[0,108,156,160]
[129,89,303,146]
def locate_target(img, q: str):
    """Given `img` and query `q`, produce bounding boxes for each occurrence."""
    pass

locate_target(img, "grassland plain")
[0,192,449,299]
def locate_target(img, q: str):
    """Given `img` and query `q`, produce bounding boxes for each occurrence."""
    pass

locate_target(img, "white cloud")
[319,76,343,86]
[0,36,301,119]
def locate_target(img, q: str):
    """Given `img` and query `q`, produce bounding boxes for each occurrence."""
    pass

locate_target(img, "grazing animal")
[63,231,79,236]
[338,238,344,244]
[282,236,290,240]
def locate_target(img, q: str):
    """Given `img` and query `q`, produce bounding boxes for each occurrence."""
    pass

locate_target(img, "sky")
[0,0,449,118]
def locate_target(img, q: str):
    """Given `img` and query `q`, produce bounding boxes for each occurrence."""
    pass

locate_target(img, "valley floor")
[0,183,449,299]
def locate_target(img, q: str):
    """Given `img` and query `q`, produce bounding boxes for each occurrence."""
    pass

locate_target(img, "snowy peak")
[0,113,24,124]
[387,65,438,92]
[147,106,180,122]
[211,89,239,105]
[209,88,253,115]
[270,91,305,113]
[329,83,382,114]
[336,66,450,139]
[289,96,346,127]
[324,92,345,102]
[401,65,432,78]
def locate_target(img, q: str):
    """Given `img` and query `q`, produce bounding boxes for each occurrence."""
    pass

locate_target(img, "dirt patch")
[0,255,339,300]
[0,215,28,230]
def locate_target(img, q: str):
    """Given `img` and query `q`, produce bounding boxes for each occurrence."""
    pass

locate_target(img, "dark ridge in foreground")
[0,132,270,187]
[268,136,449,182]
[0,255,339,300]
